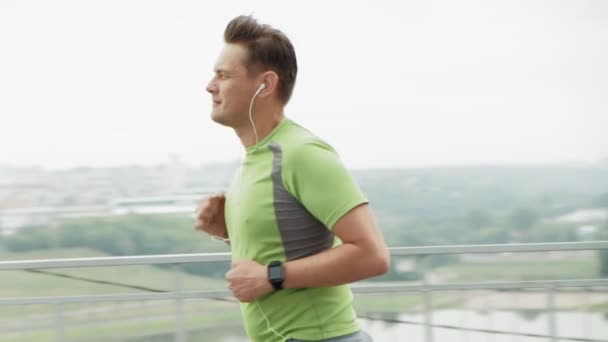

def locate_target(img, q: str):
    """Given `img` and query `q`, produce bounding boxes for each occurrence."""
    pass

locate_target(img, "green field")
[0,248,241,341]
[1,309,245,342]
[0,247,226,297]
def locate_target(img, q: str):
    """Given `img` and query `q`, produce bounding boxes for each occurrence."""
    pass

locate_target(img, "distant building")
[554,209,608,223]
[576,224,598,241]
[0,188,222,235]
[0,206,110,235]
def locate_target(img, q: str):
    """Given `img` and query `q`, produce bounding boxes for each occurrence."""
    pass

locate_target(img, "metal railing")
[1,241,608,342]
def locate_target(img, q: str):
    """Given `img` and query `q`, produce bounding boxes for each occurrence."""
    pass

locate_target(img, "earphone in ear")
[259,83,266,91]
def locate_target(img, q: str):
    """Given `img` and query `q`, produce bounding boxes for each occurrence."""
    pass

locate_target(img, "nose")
[206,79,217,95]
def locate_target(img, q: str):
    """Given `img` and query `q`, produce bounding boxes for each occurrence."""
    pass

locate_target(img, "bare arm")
[226,203,390,302]
[283,203,389,289]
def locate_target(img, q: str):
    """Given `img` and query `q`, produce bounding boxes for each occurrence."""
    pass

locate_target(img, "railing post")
[174,264,186,342]
[460,290,468,342]
[419,255,434,342]
[546,284,557,342]
[582,287,591,339]
[485,292,494,342]
[54,303,65,342]
[511,293,518,342]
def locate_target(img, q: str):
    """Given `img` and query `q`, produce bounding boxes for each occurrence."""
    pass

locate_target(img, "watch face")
[269,266,282,280]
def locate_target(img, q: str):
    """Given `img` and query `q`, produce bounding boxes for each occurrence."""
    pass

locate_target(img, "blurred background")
[1,0,607,341]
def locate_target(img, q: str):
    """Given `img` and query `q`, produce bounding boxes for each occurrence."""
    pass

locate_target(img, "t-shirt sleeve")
[282,140,368,229]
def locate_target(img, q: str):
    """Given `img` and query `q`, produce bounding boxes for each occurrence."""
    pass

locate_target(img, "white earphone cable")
[243,83,291,340]
[248,84,264,150]
[255,300,289,341]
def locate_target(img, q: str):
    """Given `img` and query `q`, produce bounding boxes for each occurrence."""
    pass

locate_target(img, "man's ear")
[259,71,279,97]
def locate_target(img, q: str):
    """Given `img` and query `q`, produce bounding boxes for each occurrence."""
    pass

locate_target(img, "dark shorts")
[286,330,373,342]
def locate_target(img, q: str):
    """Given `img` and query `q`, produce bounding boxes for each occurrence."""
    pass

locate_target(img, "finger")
[210,197,224,211]
[196,205,211,221]
[210,194,226,205]
[203,201,222,219]
[232,290,244,302]
[206,202,219,217]
[199,215,211,226]
[195,197,210,211]
[194,222,208,232]
[195,214,210,230]
[199,208,213,223]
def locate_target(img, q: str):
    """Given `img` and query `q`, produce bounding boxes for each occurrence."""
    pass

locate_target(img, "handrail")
[2,241,607,342]
[0,252,231,270]
[389,241,608,255]
[1,279,607,306]
[1,241,607,270]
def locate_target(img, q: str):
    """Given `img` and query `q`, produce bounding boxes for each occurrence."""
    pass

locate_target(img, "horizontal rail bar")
[0,290,232,305]
[0,253,231,270]
[389,241,608,256]
[351,278,608,293]
[1,279,606,306]
[1,241,607,270]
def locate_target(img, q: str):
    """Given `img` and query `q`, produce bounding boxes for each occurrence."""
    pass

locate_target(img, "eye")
[213,71,227,81]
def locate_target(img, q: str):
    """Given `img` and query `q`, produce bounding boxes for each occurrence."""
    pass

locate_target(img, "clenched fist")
[194,194,228,240]
[226,260,274,302]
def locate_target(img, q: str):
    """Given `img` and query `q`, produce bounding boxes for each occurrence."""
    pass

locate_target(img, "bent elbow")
[371,250,390,276]
[379,251,391,275]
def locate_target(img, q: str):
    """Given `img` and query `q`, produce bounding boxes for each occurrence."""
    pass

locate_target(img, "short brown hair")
[224,15,298,104]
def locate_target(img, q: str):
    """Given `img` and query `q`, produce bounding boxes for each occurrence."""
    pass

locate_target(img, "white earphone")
[248,83,266,151]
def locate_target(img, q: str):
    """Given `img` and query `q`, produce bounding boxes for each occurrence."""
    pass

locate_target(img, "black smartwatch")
[267,260,284,290]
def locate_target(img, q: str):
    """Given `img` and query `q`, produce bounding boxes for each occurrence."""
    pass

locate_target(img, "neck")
[235,105,285,148]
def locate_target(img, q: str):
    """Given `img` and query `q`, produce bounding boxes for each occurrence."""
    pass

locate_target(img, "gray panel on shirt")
[269,143,335,261]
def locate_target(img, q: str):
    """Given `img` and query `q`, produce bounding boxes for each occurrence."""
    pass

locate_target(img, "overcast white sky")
[1,0,607,170]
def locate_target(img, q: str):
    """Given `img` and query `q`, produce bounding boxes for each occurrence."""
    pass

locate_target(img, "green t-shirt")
[225,119,368,342]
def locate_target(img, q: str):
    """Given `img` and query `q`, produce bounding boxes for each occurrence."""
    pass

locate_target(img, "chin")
[211,111,231,127]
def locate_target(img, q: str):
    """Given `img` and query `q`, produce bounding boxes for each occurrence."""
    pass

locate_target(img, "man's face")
[206,43,259,127]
